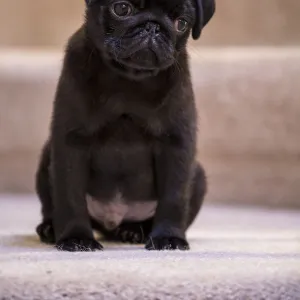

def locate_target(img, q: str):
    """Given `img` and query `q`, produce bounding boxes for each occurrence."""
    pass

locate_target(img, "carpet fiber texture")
[0,196,299,300]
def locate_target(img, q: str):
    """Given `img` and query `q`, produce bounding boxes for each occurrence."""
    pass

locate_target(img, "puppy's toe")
[131,232,143,244]
[145,236,189,251]
[124,231,142,244]
[36,221,55,245]
[56,238,103,252]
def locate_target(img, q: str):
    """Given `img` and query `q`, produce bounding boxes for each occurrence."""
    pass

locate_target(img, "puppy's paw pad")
[36,221,55,244]
[114,225,146,244]
[145,237,189,251]
[56,238,103,252]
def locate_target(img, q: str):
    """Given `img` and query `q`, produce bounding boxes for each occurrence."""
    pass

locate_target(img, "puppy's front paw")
[36,220,55,245]
[145,236,190,251]
[56,238,103,252]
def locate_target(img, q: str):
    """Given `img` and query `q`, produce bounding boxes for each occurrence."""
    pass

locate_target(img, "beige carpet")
[0,195,300,299]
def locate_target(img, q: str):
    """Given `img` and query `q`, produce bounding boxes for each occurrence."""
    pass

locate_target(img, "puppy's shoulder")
[66,26,86,53]
[62,26,91,73]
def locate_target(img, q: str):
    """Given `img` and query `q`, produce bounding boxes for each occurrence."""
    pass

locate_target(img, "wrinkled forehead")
[103,0,194,13]
[131,0,193,8]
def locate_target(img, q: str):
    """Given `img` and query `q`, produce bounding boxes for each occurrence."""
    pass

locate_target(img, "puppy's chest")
[89,113,164,170]
[90,92,168,138]
[96,111,166,144]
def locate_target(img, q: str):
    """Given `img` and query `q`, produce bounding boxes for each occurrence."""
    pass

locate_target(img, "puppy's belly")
[87,192,157,231]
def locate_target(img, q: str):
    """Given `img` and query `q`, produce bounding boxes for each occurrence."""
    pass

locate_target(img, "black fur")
[36,0,214,251]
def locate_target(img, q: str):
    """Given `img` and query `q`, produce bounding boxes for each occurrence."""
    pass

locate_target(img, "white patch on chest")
[87,192,157,231]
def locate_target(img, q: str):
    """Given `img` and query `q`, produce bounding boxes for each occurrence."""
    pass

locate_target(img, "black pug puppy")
[36,0,215,252]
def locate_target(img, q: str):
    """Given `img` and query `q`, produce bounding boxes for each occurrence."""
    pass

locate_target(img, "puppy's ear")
[192,0,215,40]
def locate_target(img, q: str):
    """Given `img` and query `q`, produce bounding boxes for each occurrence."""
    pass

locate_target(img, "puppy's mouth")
[109,56,160,79]
[104,35,175,80]
[106,48,173,80]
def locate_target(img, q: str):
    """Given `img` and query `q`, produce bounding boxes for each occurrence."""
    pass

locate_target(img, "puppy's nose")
[145,22,160,35]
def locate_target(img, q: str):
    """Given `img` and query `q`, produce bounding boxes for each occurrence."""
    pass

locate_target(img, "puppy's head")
[85,0,215,79]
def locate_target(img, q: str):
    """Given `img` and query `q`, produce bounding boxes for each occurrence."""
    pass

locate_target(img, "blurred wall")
[0,0,300,48]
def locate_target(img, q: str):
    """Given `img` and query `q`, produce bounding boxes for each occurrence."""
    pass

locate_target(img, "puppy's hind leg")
[35,141,55,244]
[103,218,154,244]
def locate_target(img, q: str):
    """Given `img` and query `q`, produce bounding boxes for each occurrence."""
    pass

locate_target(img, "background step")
[0,47,299,208]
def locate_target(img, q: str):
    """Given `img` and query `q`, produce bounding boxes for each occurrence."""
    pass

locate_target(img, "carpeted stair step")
[0,47,299,208]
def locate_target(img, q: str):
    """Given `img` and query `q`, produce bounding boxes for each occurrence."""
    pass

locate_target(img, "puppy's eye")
[175,18,188,33]
[112,1,133,18]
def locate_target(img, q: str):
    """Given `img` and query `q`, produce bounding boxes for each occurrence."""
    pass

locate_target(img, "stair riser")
[0,49,299,207]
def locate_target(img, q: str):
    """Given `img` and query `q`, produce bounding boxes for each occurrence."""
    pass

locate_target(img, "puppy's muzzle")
[119,21,173,69]
[144,22,161,36]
